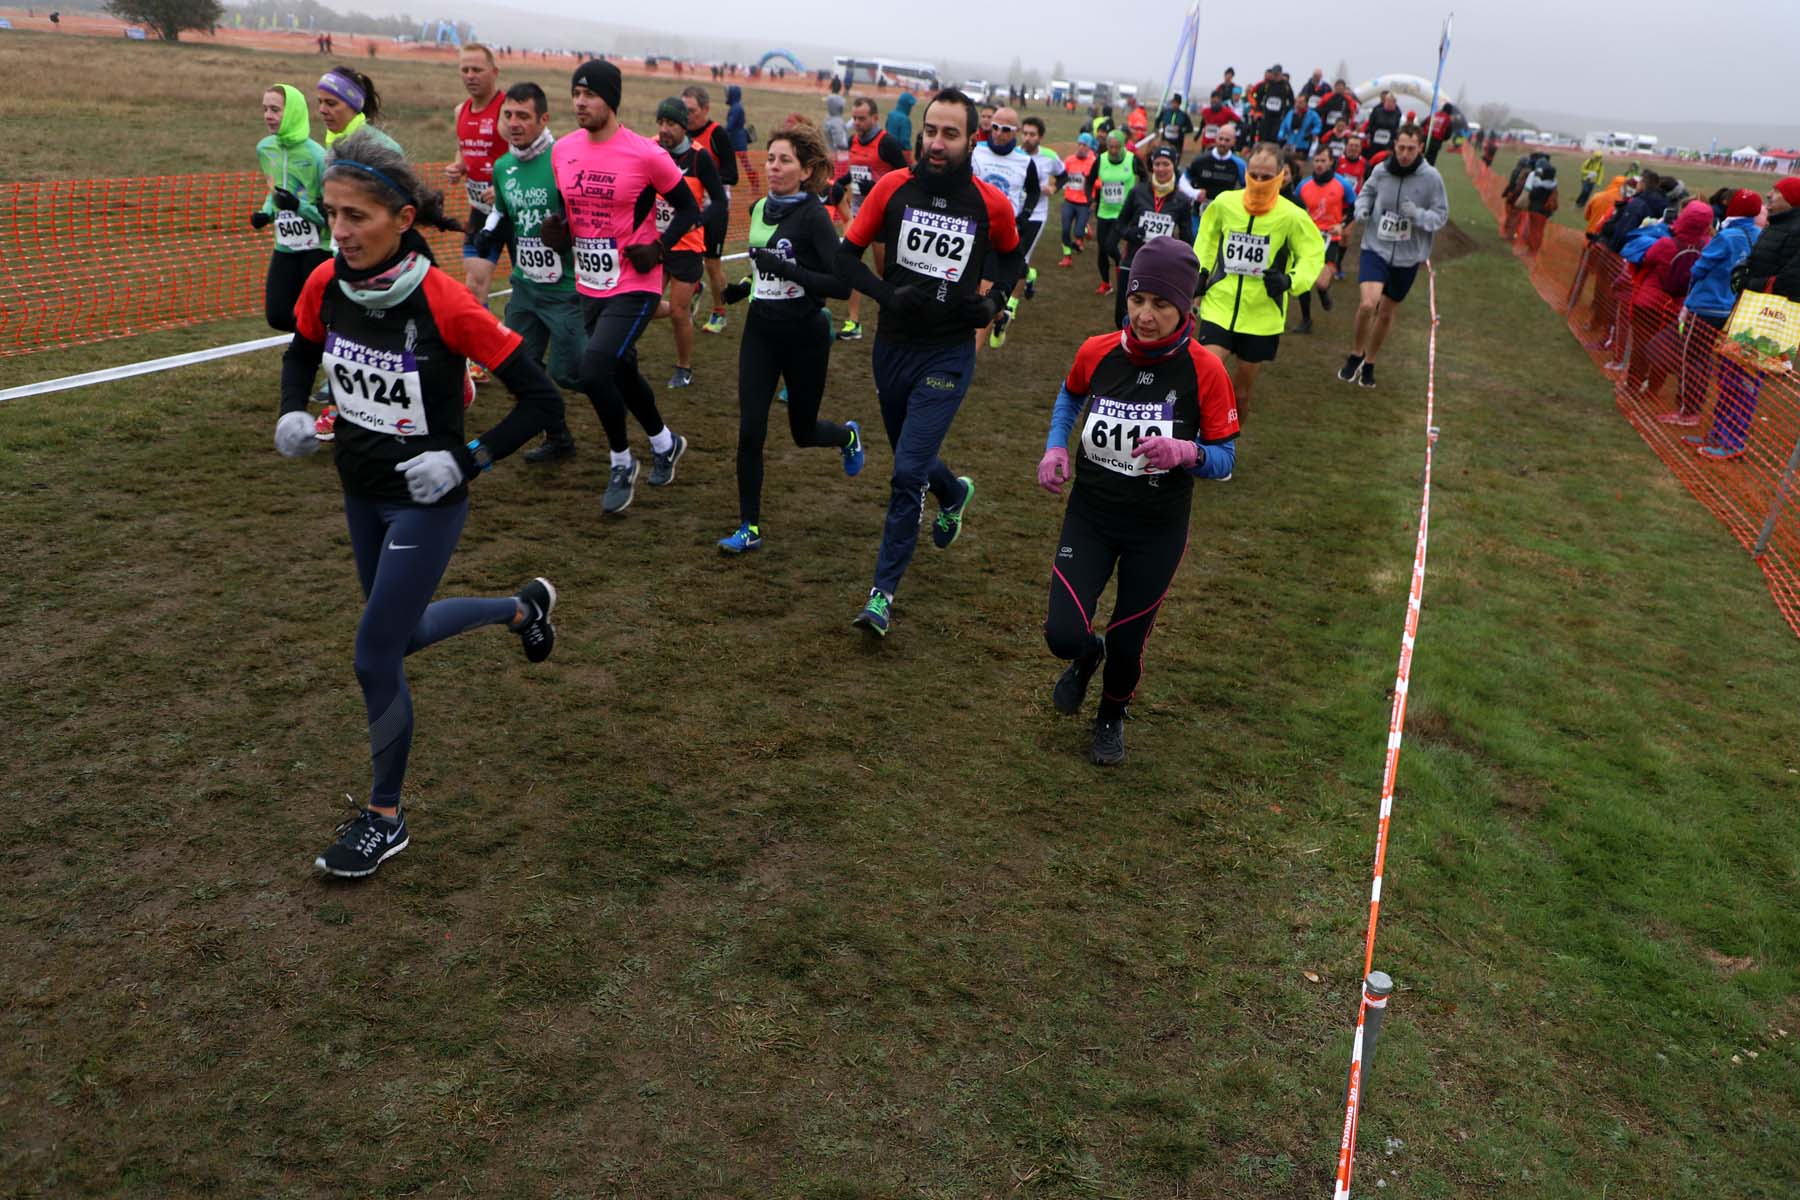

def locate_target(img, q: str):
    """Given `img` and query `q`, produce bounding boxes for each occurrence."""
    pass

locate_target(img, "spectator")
[1697,176,1800,459]
[725,84,748,153]
[1127,97,1150,151]
[1661,189,1762,427]
[1500,151,1547,242]
[1605,171,1671,252]
[1521,162,1560,252]
[823,92,850,161]
[1577,149,1605,207]
[1627,200,1713,394]
[885,90,915,148]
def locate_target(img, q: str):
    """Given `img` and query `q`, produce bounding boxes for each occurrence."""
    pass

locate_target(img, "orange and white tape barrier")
[1332,260,1440,1200]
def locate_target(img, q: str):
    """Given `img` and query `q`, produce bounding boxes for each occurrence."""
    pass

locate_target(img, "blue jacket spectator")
[886,91,915,148]
[725,85,748,152]
[1686,198,1763,319]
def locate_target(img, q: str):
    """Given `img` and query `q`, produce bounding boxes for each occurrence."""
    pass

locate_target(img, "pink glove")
[1037,446,1071,494]
[1137,435,1198,472]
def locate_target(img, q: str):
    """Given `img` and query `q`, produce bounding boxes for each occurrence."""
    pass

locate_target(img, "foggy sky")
[493,0,1790,139]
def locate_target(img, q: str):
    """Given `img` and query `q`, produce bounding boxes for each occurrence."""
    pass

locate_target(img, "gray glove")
[274,410,319,457]
[395,450,465,504]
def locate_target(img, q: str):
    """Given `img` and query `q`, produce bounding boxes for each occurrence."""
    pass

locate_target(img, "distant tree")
[104,0,222,40]
[1476,101,1512,132]
[1007,54,1023,88]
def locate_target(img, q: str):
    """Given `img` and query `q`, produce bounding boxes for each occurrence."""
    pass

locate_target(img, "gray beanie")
[1126,237,1200,309]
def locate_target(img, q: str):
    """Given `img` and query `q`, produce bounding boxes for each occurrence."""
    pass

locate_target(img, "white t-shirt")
[1028,148,1065,222]
[972,142,1036,218]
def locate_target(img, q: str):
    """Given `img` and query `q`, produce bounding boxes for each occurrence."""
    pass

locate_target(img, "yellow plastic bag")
[1722,289,1800,373]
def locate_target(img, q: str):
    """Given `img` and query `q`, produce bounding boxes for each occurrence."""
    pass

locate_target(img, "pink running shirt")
[551,124,683,298]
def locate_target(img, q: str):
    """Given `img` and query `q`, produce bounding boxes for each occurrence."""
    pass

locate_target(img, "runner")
[550,59,702,514]
[1316,78,1358,130]
[969,106,1041,348]
[1247,65,1293,144]
[1362,90,1403,158]
[1058,132,1097,266]
[1279,97,1321,156]
[1035,237,1238,765]
[1109,147,1196,329]
[476,80,581,463]
[1323,116,1352,160]
[828,95,909,340]
[652,96,726,389]
[682,85,740,335]
[1092,130,1143,297]
[1337,133,1369,188]
[315,65,402,156]
[1180,121,1246,214]
[1338,124,1449,389]
[1192,140,1325,415]
[1295,145,1358,333]
[1153,92,1195,160]
[252,84,330,334]
[835,87,1024,636]
[976,103,997,144]
[1018,116,1065,301]
[273,131,563,878]
[713,122,862,554]
[443,44,511,309]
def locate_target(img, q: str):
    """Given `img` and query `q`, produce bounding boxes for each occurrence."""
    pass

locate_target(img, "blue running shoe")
[852,588,892,637]
[718,523,763,554]
[931,476,975,549]
[841,420,865,477]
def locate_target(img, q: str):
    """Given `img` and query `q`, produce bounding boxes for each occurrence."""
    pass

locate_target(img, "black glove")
[722,278,753,305]
[472,215,512,259]
[749,247,795,280]
[539,213,572,254]
[828,181,847,207]
[624,241,664,273]
[272,187,300,212]
[1262,269,1291,299]
[888,284,932,316]
[958,292,1000,328]
[250,211,274,230]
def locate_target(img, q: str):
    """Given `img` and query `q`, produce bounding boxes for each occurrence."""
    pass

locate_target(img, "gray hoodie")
[824,94,850,154]
[1353,158,1449,269]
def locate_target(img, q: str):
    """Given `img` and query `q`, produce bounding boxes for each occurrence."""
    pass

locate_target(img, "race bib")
[465,179,495,212]
[1373,128,1393,147]
[1082,396,1174,477]
[895,207,974,282]
[850,163,873,192]
[1101,180,1126,206]
[1139,211,1176,242]
[1222,230,1271,276]
[573,236,621,291]
[273,211,319,251]
[1265,96,1284,112]
[514,236,562,285]
[324,333,426,438]
[752,243,804,301]
[1377,211,1413,242]
[654,195,675,234]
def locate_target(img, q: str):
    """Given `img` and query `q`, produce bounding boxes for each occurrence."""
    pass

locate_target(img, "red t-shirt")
[455,92,509,212]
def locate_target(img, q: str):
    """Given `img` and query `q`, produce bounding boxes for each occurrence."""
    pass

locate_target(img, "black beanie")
[572,58,622,112]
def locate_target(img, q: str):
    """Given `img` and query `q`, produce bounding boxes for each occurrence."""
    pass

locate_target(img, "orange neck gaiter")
[1243,175,1281,215]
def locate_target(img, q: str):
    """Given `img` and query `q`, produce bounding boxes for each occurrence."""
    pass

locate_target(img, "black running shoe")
[1358,361,1377,389]
[523,431,576,464]
[315,806,409,877]
[512,577,557,663]
[1052,638,1105,715]
[1091,714,1126,766]
[1337,354,1365,383]
[1318,287,1334,312]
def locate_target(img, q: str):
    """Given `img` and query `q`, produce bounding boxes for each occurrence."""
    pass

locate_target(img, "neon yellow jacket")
[1193,190,1324,336]
[1581,152,1604,184]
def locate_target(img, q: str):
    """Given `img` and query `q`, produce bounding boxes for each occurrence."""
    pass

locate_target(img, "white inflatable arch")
[1352,73,1446,113]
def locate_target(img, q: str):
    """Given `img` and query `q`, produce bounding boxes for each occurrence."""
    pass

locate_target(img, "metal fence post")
[1343,972,1395,1106]
[1752,431,1800,557]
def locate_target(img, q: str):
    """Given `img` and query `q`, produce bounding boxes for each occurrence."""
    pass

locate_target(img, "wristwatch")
[466,438,494,473]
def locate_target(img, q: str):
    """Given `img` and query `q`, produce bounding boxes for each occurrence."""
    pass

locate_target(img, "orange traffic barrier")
[1465,146,1800,638]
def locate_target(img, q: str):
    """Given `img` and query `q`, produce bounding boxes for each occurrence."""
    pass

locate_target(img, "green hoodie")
[256,84,330,252]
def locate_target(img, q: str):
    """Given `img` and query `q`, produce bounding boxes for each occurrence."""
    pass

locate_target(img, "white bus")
[1075,80,1097,106]
[834,56,938,90]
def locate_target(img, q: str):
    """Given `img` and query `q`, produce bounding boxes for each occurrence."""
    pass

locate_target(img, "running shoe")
[511,577,557,663]
[1052,638,1105,716]
[1095,281,1113,296]
[602,458,640,514]
[718,523,763,554]
[689,281,706,322]
[841,420,865,477]
[1090,714,1126,766]
[315,805,408,878]
[1602,359,1627,373]
[1337,354,1364,383]
[523,431,576,464]
[1057,254,1073,268]
[988,298,1019,349]
[1697,445,1744,462]
[470,363,492,384]
[1358,361,1377,389]
[703,310,728,335]
[1025,267,1038,300]
[1655,410,1702,427]
[931,476,975,549]
[1297,317,1313,335]
[839,320,863,341]
[648,431,688,486]
[1074,237,1086,252]
[852,588,892,637]
[668,366,694,389]
[314,404,338,441]
[1318,288,1334,312]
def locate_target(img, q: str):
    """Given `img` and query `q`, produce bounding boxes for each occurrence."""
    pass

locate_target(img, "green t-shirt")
[1096,153,1137,221]
[492,148,575,295]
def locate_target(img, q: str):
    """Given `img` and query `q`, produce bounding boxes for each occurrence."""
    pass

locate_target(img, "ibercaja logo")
[394,418,417,435]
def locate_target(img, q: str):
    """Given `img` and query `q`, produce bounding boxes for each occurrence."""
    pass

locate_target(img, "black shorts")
[703,215,728,260]
[1198,320,1280,364]
[664,250,704,285]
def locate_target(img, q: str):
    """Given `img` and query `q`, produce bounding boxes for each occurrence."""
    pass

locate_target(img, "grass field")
[5,32,1800,1200]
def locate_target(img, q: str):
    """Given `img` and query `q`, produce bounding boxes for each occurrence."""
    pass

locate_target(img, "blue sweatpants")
[870,338,975,597]
[343,494,519,807]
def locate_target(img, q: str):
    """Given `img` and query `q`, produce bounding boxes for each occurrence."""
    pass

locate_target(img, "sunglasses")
[990,123,1018,134]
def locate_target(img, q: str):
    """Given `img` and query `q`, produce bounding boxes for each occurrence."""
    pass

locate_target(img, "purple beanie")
[1126,237,1200,309]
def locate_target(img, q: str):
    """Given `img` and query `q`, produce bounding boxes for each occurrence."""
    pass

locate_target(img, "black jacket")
[1739,207,1800,301]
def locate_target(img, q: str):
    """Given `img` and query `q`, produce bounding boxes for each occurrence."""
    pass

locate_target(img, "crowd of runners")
[251,48,1450,875]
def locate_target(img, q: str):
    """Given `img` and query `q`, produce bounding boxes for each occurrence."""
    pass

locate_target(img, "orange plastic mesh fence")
[1464,147,1800,638]
[0,156,768,359]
